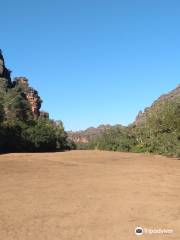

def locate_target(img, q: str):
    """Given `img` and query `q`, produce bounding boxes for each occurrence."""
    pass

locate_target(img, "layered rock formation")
[0,50,46,119]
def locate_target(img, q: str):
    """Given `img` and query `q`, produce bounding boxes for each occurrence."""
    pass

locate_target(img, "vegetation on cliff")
[0,50,73,152]
[1,50,179,156]
[132,95,180,156]
[70,86,180,157]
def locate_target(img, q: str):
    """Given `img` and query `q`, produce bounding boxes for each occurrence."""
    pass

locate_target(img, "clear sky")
[1,0,180,131]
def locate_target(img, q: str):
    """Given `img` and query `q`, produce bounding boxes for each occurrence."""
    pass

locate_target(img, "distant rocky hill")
[68,85,180,143]
[134,85,180,125]
[68,124,124,143]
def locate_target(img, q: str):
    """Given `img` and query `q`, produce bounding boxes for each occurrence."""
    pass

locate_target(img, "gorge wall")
[0,49,48,119]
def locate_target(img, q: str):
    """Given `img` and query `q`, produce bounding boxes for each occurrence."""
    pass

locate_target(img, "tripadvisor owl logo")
[135,226,144,236]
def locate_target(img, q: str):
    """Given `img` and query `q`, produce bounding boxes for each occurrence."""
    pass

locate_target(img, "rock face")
[68,124,122,143]
[0,49,11,84]
[14,77,42,117]
[0,50,45,119]
[69,85,180,143]
[39,111,49,119]
[134,85,180,125]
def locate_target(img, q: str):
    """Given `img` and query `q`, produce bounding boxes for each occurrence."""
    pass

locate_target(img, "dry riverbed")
[0,150,179,240]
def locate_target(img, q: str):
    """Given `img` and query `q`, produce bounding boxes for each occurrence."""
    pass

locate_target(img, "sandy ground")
[0,150,179,240]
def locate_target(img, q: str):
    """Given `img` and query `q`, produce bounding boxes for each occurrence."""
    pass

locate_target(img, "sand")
[0,150,179,240]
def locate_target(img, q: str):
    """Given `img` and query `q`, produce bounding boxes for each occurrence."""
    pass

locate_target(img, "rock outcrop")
[68,124,123,143]
[13,77,42,117]
[39,111,49,119]
[0,50,46,119]
[0,49,11,85]
[134,85,180,125]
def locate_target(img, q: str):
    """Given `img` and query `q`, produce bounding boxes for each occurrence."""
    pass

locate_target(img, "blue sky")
[1,0,180,130]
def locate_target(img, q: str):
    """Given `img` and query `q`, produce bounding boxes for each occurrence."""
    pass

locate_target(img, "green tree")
[92,126,136,152]
[4,89,33,122]
[24,119,57,152]
[133,99,180,156]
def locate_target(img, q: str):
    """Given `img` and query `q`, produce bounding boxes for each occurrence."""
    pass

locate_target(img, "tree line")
[0,79,75,153]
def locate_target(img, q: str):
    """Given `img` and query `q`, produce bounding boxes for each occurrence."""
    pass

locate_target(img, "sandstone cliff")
[0,49,46,119]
